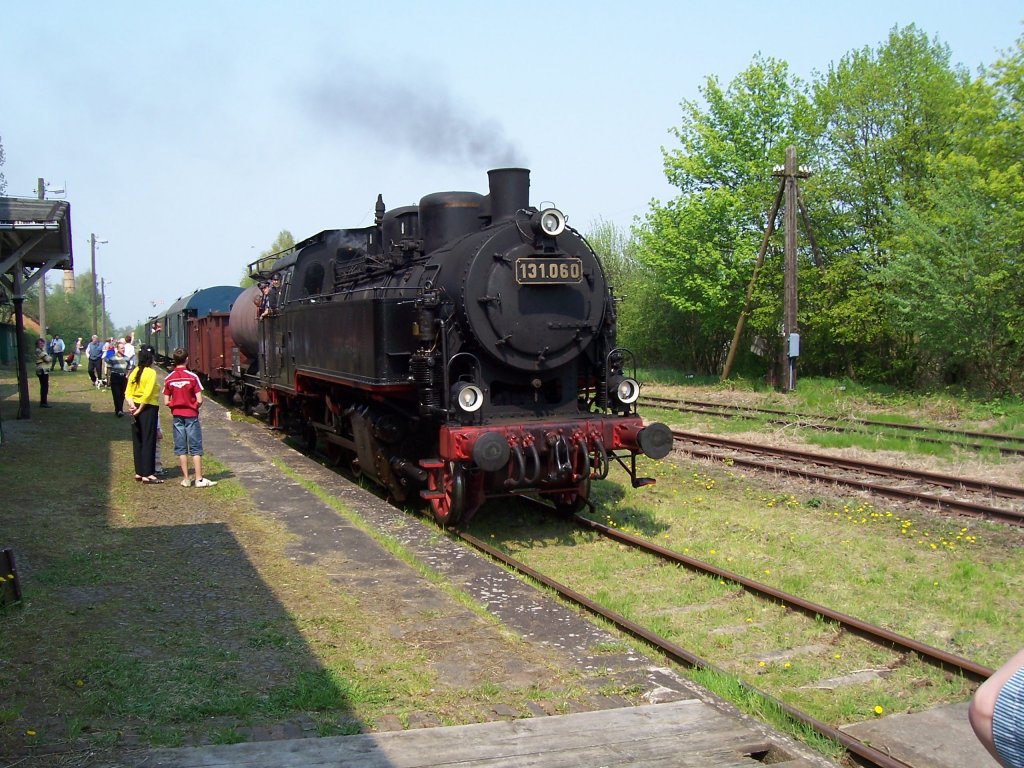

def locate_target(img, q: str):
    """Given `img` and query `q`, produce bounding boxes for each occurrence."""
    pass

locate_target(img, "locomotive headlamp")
[611,376,640,405]
[531,208,566,238]
[452,382,484,413]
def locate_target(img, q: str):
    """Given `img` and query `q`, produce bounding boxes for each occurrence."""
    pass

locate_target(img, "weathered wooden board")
[132,700,827,768]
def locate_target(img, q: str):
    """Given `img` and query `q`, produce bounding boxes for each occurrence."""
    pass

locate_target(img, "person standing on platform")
[124,348,162,483]
[123,333,137,368]
[34,338,51,408]
[162,347,217,488]
[105,340,132,417]
[70,337,83,370]
[50,335,66,371]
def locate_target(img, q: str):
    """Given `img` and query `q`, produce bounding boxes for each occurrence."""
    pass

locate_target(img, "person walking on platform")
[163,347,217,488]
[105,340,132,416]
[34,338,52,408]
[85,335,105,387]
[124,348,162,483]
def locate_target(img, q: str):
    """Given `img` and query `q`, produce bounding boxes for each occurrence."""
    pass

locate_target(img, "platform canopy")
[0,197,73,284]
[0,196,73,421]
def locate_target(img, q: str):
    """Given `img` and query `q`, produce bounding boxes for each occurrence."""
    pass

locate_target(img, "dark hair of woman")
[131,347,153,386]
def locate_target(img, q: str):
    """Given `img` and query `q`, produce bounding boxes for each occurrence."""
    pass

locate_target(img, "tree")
[638,55,815,374]
[586,218,683,368]
[242,230,295,286]
[882,31,1024,393]
[807,25,968,382]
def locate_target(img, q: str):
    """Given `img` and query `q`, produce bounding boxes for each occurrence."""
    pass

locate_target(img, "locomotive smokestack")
[374,194,385,227]
[487,168,530,222]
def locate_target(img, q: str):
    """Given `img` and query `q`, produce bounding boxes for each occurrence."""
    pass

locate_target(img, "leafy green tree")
[883,32,1024,393]
[242,230,295,286]
[638,54,815,374]
[808,25,968,382]
[586,218,684,368]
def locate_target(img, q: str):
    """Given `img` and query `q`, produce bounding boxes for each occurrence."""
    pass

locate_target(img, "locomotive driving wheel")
[427,460,467,526]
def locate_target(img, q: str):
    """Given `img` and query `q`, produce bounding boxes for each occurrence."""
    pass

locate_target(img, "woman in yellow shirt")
[124,347,162,483]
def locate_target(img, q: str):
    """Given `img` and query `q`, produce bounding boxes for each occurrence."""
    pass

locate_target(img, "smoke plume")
[298,69,525,168]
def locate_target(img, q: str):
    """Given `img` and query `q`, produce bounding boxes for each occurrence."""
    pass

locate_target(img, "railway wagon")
[187,310,250,391]
[148,286,243,364]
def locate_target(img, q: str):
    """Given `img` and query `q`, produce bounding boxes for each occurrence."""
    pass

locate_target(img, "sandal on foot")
[142,476,164,484]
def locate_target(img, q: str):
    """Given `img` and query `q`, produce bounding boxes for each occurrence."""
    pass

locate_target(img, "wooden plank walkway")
[126,700,829,767]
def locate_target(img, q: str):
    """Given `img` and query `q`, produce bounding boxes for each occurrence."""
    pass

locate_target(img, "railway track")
[453,520,987,768]
[641,395,1024,456]
[671,428,1024,525]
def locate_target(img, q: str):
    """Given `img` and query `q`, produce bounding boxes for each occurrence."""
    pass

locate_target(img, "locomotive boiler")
[227,168,671,524]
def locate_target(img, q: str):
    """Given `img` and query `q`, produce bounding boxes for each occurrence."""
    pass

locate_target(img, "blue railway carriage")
[147,286,243,364]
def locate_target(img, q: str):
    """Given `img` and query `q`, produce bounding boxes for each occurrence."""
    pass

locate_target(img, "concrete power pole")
[36,178,46,336]
[91,234,98,337]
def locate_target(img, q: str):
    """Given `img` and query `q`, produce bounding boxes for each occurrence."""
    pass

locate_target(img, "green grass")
[0,365,604,755]
[465,446,1024,734]
[6,363,1023,760]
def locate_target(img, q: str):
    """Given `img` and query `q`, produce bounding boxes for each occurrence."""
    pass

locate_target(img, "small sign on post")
[0,548,22,607]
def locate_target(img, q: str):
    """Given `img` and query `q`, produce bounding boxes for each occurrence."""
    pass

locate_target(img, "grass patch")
[466,419,1024,738]
[0,365,597,755]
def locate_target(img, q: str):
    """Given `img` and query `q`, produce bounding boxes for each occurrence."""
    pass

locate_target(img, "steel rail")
[571,514,993,682]
[672,429,1024,499]
[454,529,919,768]
[643,395,1024,447]
[672,432,1024,525]
[677,442,1024,524]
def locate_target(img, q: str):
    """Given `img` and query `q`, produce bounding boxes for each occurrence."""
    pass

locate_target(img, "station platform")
[121,699,821,768]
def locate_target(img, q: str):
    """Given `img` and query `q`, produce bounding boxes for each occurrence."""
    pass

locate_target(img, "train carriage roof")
[163,285,244,318]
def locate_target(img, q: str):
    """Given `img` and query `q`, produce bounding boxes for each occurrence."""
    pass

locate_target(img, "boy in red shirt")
[162,348,217,488]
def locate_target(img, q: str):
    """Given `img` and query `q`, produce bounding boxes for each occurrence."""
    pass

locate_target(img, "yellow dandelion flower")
[746,617,753,623]
[783,662,791,669]
[26,730,36,737]
[874,705,884,715]
[834,653,841,659]
[758,661,766,668]
[709,549,716,555]
[764,569,771,575]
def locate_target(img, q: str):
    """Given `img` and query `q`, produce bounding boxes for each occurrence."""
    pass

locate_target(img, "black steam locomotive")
[168,169,671,524]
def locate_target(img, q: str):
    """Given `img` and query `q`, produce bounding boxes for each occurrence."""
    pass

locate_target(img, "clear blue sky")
[3,0,1021,328]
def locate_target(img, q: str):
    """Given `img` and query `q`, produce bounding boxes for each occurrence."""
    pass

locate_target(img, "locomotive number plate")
[515,258,583,285]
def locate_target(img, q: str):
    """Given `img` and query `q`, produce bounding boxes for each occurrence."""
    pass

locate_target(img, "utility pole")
[721,145,813,389]
[778,146,809,392]
[36,178,46,336]
[101,278,110,340]
[90,233,107,337]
